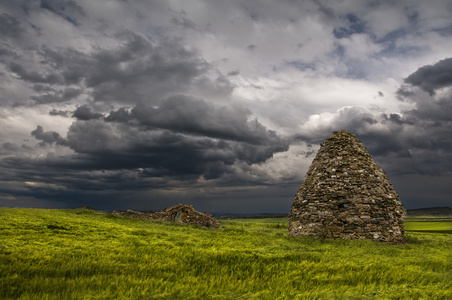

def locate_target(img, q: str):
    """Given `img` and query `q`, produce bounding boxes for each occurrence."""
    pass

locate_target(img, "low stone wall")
[113,204,220,228]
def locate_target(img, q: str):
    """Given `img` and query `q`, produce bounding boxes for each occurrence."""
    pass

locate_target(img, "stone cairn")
[288,130,405,243]
[113,204,220,228]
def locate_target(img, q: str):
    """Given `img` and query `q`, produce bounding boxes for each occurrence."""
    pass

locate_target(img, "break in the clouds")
[0,0,452,212]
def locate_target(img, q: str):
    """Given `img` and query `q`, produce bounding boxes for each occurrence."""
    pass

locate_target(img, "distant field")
[405,217,452,234]
[1,208,451,299]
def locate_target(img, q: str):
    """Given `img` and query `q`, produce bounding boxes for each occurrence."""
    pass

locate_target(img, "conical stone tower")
[288,130,405,243]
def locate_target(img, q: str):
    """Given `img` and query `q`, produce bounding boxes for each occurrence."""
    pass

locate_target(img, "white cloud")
[365,5,409,39]
[338,33,384,60]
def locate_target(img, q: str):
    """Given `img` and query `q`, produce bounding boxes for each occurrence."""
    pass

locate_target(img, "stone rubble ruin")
[113,204,220,228]
[288,130,406,243]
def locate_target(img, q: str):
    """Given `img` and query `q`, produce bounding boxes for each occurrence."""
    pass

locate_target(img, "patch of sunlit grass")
[1,208,451,299]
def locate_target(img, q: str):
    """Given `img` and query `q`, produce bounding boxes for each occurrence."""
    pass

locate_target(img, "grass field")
[405,217,452,234]
[0,208,451,299]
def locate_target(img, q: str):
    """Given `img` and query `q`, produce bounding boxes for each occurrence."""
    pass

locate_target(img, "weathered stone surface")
[113,204,220,228]
[288,130,405,243]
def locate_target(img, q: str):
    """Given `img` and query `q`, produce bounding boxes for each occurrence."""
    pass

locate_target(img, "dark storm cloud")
[0,5,289,196]
[6,84,289,192]
[31,31,212,106]
[8,93,289,190]
[83,34,206,88]
[0,143,32,156]
[6,105,288,195]
[49,109,70,117]
[382,113,405,125]
[72,105,104,120]
[0,47,15,58]
[104,107,131,123]
[227,70,240,76]
[66,98,289,180]
[0,13,24,39]
[31,125,68,146]
[40,0,86,26]
[171,13,197,30]
[31,87,83,105]
[398,58,452,129]
[127,95,280,145]
[2,24,215,106]
[0,143,21,155]
[38,47,91,86]
[403,58,452,95]
[407,94,452,123]
[9,62,63,85]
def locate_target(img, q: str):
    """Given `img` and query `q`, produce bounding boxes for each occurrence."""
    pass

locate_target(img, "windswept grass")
[405,217,452,234]
[1,208,451,299]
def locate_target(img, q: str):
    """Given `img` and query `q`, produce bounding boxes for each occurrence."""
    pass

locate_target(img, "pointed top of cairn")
[288,130,406,243]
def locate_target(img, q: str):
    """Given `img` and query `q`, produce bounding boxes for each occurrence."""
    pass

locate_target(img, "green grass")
[1,208,451,299]
[405,216,452,234]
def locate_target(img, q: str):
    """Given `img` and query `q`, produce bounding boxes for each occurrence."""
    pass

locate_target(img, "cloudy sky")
[1,0,452,213]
